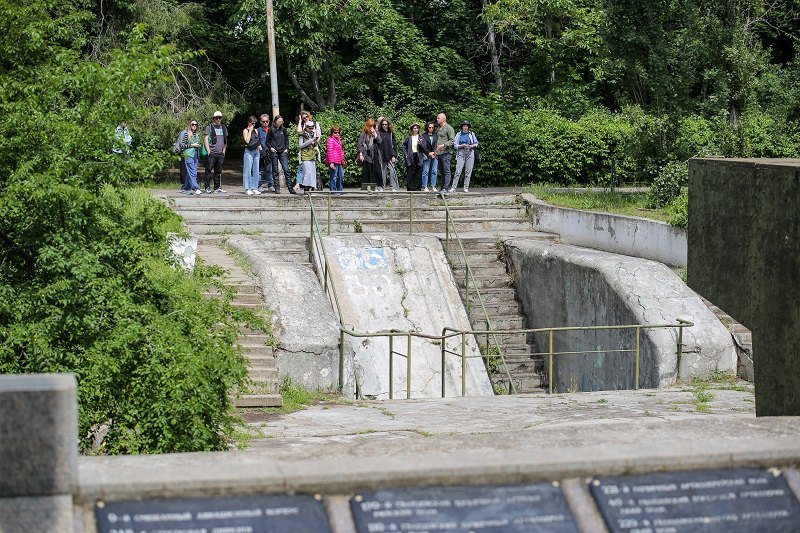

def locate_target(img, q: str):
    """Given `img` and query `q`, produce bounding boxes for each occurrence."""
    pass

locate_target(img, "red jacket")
[325,135,345,164]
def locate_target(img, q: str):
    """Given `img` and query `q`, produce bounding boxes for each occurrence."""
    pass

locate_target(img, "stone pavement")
[246,384,758,453]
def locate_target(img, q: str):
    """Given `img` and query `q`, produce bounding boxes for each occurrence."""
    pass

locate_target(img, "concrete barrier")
[522,193,687,267]
[505,239,736,390]
[0,374,78,533]
[322,235,494,399]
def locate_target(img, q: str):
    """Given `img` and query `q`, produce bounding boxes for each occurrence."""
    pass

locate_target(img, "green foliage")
[646,162,688,209]
[667,190,689,229]
[0,3,249,454]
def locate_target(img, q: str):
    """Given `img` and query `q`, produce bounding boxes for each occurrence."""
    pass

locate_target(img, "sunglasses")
[190,123,197,126]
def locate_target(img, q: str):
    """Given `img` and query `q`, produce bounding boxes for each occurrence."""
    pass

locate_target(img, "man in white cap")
[203,111,228,193]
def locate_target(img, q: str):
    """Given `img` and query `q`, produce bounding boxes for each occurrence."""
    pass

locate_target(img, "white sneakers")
[245,189,262,195]
[423,187,429,192]
[463,187,469,193]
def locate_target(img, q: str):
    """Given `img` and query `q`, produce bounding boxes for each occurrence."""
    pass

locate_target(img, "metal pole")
[406,333,412,399]
[389,335,394,400]
[327,192,331,236]
[409,193,413,235]
[445,210,449,253]
[461,332,467,397]
[677,322,684,376]
[338,330,344,392]
[441,336,446,398]
[635,326,641,390]
[266,0,280,118]
[548,329,554,394]
[308,206,314,264]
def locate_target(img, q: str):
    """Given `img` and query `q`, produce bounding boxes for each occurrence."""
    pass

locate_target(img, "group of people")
[175,110,479,195]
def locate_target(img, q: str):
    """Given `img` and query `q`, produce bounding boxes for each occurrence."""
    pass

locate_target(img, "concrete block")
[688,158,800,416]
[322,235,494,399]
[0,374,78,497]
[506,240,736,390]
[523,193,687,267]
[0,495,74,533]
[227,236,342,392]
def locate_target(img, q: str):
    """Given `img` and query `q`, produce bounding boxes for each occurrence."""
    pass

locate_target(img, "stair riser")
[170,193,521,209]
[186,220,533,235]
[467,302,521,316]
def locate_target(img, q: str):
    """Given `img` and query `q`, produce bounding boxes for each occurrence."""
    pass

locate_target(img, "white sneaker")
[423,187,429,192]
[246,189,254,195]
[376,187,384,192]
[392,188,398,192]
[431,187,438,192]
[194,189,202,195]
[449,187,456,193]
[463,187,469,193]
[253,189,262,195]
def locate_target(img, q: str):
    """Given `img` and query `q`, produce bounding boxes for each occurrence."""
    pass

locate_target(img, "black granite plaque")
[350,482,579,532]
[590,468,800,532]
[95,494,331,533]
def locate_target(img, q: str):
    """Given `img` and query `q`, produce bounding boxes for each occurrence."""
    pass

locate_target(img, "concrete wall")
[227,236,343,392]
[506,239,736,391]
[522,193,687,267]
[688,158,800,416]
[322,235,494,399]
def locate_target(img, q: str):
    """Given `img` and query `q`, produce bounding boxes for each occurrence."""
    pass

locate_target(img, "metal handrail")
[308,196,344,326]
[338,320,693,398]
[439,194,516,393]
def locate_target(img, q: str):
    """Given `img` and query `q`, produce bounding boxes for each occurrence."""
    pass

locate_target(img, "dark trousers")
[271,151,290,192]
[361,159,382,188]
[204,153,225,190]
[406,165,422,191]
[259,155,273,189]
[439,152,452,190]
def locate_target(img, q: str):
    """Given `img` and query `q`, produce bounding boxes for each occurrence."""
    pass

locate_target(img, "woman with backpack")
[242,116,262,195]
[178,119,202,195]
[450,120,479,193]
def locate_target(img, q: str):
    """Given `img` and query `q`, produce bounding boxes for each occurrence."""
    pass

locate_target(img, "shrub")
[667,189,688,229]
[646,161,688,208]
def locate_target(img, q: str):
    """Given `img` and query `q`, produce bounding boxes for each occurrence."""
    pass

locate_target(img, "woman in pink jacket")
[325,126,346,193]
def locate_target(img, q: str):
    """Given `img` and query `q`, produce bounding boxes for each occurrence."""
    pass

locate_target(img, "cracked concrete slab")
[227,236,342,391]
[323,235,493,399]
[506,240,736,391]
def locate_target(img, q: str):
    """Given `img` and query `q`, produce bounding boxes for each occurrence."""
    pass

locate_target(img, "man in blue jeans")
[435,112,455,192]
[257,114,274,192]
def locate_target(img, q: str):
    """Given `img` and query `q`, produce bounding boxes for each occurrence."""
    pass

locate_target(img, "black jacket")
[402,136,425,167]
[419,132,438,158]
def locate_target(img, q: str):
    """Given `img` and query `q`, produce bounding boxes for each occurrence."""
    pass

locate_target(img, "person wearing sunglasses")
[376,117,398,191]
[257,114,274,192]
[402,124,424,191]
[178,119,202,195]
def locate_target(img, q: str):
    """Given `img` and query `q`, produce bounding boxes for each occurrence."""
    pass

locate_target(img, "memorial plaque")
[95,493,331,533]
[590,467,800,532]
[350,482,579,532]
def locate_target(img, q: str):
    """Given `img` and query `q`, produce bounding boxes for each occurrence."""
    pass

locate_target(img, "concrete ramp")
[323,235,494,399]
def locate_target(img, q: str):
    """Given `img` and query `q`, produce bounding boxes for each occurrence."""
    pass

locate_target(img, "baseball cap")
[213,111,223,118]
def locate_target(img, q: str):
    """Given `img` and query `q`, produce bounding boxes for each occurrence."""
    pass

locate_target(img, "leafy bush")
[0,15,251,454]
[667,189,688,229]
[646,161,688,208]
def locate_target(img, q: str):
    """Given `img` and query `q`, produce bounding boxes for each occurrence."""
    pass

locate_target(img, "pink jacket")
[325,135,344,164]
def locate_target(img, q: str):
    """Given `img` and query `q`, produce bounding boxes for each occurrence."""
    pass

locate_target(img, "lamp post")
[267,0,280,118]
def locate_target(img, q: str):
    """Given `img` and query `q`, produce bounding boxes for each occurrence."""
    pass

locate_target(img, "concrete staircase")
[701,297,754,381]
[160,189,561,396]
[197,243,282,408]
[445,236,556,393]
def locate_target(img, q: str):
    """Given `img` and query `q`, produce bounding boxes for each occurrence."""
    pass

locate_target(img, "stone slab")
[506,239,736,390]
[227,236,341,392]
[322,235,493,399]
[0,374,77,497]
[688,158,800,416]
[0,494,74,533]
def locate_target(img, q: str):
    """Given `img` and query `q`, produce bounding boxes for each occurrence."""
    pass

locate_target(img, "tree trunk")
[481,0,503,90]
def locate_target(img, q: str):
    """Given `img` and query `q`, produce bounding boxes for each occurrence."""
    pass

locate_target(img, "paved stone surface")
[247,384,756,450]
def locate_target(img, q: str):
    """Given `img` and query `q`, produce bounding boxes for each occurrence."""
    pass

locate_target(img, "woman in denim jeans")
[325,126,345,193]
[419,121,438,192]
[242,116,262,195]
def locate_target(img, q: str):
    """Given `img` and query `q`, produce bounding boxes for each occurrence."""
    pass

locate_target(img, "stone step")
[458,287,516,304]
[174,205,527,223]
[447,250,502,263]
[186,218,533,235]
[456,276,510,290]
[451,262,508,278]
[234,394,283,408]
[169,191,521,208]
[245,354,278,369]
[230,301,264,310]
[247,368,279,382]
[205,291,263,305]
[467,301,521,317]
[237,334,273,349]
[471,315,525,331]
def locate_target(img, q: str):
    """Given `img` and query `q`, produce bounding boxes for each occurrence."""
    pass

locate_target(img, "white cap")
[305,121,315,128]
[213,110,223,118]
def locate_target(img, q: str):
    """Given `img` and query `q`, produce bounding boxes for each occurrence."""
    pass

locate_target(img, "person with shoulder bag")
[451,120,479,193]
[178,119,202,195]
[203,111,228,193]
[242,116,262,195]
